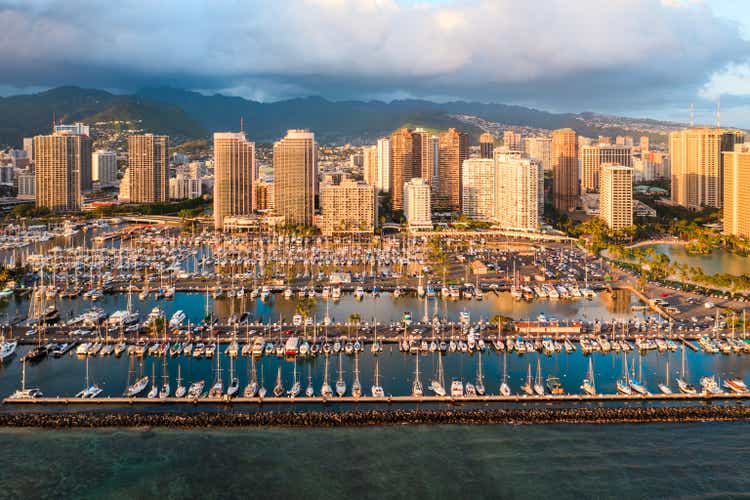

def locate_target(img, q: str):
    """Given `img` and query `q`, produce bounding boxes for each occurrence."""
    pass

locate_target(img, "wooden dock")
[5,393,749,406]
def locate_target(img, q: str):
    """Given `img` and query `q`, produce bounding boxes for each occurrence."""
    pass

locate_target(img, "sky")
[1,0,749,126]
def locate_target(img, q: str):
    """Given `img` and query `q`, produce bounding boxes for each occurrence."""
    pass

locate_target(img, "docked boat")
[724,378,748,394]
[371,358,385,398]
[581,358,596,396]
[125,375,149,397]
[450,379,464,398]
[335,354,347,397]
[7,361,42,400]
[273,366,285,397]
[187,380,205,399]
[174,366,186,398]
[546,376,564,395]
[169,310,186,329]
[0,340,18,363]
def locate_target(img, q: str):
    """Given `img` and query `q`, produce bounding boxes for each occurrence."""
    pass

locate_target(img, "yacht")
[168,310,186,329]
[187,380,205,399]
[125,375,149,397]
[0,340,18,363]
[700,376,722,395]
[450,379,464,398]
[724,378,748,394]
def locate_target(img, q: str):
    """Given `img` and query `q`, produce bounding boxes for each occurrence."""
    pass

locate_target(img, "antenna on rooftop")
[717,96,721,129]
[689,102,694,127]
[240,116,244,133]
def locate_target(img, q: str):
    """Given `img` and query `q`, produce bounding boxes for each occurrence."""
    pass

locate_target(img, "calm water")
[649,244,750,276]
[0,423,748,498]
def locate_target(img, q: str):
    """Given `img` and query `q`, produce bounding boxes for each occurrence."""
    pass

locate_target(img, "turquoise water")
[0,423,748,498]
[648,244,750,276]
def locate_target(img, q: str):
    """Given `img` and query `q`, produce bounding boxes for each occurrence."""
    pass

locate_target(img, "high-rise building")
[319,177,377,236]
[624,136,634,147]
[404,178,432,231]
[377,138,391,193]
[525,137,552,171]
[503,130,522,151]
[253,179,274,211]
[0,165,13,184]
[669,127,744,209]
[273,129,316,226]
[54,122,90,136]
[23,138,34,162]
[389,128,418,211]
[17,172,35,199]
[615,136,625,146]
[169,173,202,200]
[119,169,130,201]
[213,132,255,230]
[579,144,632,192]
[600,164,633,230]
[414,129,438,188]
[639,136,649,153]
[461,158,495,221]
[479,133,495,159]
[127,134,168,204]
[92,149,118,188]
[363,145,378,187]
[494,154,541,231]
[437,128,469,210]
[723,144,750,239]
[33,133,91,212]
[552,128,579,212]
[598,136,611,145]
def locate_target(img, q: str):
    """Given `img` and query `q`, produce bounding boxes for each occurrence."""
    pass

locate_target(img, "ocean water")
[0,423,748,499]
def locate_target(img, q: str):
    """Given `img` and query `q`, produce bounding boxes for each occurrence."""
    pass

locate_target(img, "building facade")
[552,128,579,212]
[600,164,633,230]
[503,130,522,151]
[437,128,468,210]
[92,149,118,188]
[524,137,552,171]
[580,144,632,193]
[253,179,274,211]
[363,145,378,187]
[169,173,202,200]
[389,128,417,211]
[33,133,91,212]
[461,158,495,221]
[319,177,376,236]
[494,155,541,231]
[273,129,316,226]
[669,127,744,209]
[723,144,750,239]
[376,138,391,193]
[127,134,168,204]
[479,133,495,159]
[213,132,255,230]
[404,178,432,231]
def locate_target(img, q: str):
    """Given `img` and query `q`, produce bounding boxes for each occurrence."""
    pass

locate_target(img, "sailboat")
[521,362,534,396]
[287,359,301,398]
[159,356,170,399]
[305,364,314,397]
[581,357,596,396]
[658,356,673,395]
[8,359,42,400]
[533,356,544,395]
[208,334,223,398]
[371,358,385,398]
[475,351,486,395]
[335,353,347,397]
[147,363,159,398]
[175,365,186,398]
[244,356,258,397]
[273,366,284,397]
[226,357,239,398]
[616,352,633,395]
[412,354,423,397]
[75,353,103,398]
[676,345,697,394]
[629,354,649,395]
[499,351,511,396]
[258,366,267,399]
[430,353,446,396]
[321,355,333,399]
[351,352,362,398]
[125,358,149,397]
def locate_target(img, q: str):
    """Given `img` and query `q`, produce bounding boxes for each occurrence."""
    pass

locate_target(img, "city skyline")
[0,1,749,127]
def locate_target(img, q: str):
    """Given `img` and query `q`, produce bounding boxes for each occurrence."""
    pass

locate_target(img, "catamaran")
[8,360,42,400]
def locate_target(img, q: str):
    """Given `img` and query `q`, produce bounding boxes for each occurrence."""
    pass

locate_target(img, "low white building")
[404,178,432,231]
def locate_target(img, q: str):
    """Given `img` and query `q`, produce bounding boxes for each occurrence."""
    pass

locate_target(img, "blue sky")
[0,0,749,126]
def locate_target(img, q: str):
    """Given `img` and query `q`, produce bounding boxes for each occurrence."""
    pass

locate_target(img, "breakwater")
[1,405,749,428]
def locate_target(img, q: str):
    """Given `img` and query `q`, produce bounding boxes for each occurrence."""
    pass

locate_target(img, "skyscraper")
[213,132,256,230]
[503,130,522,151]
[413,129,438,187]
[552,128,579,212]
[363,145,378,187]
[404,178,432,231]
[438,128,469,210]
[461,158,495,221]
[669,127,744,209]
[579,144,632,192]
[723,144,750,239]
[600,164,633,230]
[273,129,316,226]
[92,149,118,188]
[639,136,649,153]
[479,133,495,159]
[33,132,91,212]
[376,138,391,193]
[525,137,552,171]
[128,134,168,204]
[389,128,418,211]
[494,153,541,231]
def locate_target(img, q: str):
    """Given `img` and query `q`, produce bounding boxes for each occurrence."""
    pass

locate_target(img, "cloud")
[0,0,749,122]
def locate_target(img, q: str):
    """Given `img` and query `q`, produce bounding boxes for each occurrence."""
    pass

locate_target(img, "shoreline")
[1,406,748,428]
